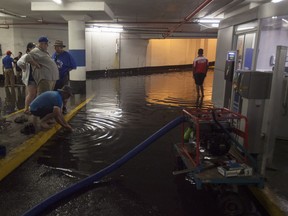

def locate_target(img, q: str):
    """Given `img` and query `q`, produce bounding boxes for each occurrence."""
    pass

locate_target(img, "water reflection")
[38,71,214,174]
[13,70,266,216]
[145,70,213,107]
[4,87,16,114]
[0,85,25,115]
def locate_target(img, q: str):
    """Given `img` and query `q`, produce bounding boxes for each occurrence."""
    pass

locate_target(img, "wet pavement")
[0,71,278,216]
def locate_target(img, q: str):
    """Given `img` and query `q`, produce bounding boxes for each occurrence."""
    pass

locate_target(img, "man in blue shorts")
[29,85,73,131]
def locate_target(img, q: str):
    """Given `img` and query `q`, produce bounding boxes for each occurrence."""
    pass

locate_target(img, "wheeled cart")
[173,108,265,215]
[173,108,264,189]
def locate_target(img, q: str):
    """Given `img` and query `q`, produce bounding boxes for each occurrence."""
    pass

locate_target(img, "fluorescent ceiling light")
[198,23,219,29]
[198,19,221,24]
[52,0,62,4]
[197,18,220,28]
[197,18,220,29]
[282,18,288,24]
[211,23,219,28]
[237,26,255,31]
[271,0,283,3]
[93,25,123,33]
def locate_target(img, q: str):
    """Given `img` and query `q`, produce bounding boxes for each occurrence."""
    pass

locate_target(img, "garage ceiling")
[0,0,271,38]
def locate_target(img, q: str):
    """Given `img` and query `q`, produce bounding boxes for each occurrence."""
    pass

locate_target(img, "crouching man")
[29,85,73,131]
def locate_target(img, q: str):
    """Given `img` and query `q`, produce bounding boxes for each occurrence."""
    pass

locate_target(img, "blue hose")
[22,116,185,216]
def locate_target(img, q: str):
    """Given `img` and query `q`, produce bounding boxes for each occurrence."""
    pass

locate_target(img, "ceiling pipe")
[0,25,9,29]
[0,21,66,26]
[0,8,26,18]
[162,0,214,38]
[208,0,245,17]
[87,21,200,25]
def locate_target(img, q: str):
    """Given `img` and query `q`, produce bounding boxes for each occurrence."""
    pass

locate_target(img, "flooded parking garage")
[0,70,268,216]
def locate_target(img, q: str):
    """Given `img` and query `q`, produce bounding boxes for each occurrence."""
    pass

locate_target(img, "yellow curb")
[0,95,95,181]
[3,109,24,118]
[249,186,286,216]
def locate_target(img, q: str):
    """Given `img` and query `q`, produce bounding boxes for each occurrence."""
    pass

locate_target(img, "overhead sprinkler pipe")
[22,116,186,216]
[0,8,26,18]
[163,0,213,38]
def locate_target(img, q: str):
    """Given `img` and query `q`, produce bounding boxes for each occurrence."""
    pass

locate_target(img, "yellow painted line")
[4,109,24,118]
[249,186,286,216]
[0,94,95,181]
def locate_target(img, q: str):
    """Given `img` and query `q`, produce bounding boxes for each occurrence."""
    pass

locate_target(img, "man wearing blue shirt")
[29,85,73,131]
[52,40,77,90]
[2,50,15,87]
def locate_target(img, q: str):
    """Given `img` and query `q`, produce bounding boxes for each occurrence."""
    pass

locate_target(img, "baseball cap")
[57,85,73,96]
[26,42,36,50]
[54,40,66,47]
[38,36,49,43]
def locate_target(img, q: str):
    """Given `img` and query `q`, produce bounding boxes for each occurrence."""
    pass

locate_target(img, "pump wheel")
[175,156,185,170]
[218,192,245,216]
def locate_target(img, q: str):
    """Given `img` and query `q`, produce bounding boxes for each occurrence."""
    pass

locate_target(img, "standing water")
[0,70,267,216]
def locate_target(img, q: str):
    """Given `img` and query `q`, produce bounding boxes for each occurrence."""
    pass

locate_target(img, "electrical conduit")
[22,116,185,216]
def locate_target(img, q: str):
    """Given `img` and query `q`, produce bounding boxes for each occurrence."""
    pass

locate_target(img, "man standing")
[192,48,209,97]
[2,50,15,87]
[52,40,76,90]
[17,42,37,113]
[52,40,76,114]
[26,36,59,95]
[13,51,23,84]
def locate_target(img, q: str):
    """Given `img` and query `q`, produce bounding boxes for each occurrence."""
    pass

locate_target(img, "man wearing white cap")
[25,36,59,95]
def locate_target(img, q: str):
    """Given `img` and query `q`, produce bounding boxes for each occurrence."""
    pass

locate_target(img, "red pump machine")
[174,108,264,189]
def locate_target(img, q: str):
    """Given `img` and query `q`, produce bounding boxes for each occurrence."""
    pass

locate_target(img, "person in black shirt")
[13,52,23,84]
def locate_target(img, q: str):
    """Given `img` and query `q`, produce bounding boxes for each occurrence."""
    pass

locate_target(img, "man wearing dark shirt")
[192,48,209,97]
[2,50,15,87]
[13,52,23,84]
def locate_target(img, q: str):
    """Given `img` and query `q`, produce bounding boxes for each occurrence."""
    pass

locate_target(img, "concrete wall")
[212,26,234,107]
[85,31,121,71]
[212,1,288,108]
[1,25,68,57]
[146,38,217,66]
[256,29,288,71]
[120,38,148,69]
[0,27,15,57]
[1,25,217,75]
[0,25,68,75]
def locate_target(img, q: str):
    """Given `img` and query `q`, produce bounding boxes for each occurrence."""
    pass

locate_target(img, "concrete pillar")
[68,20,86,94]
[31,1,115,94]
[261,46,288,175]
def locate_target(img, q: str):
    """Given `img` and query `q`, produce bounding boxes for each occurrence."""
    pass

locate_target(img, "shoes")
[24,110,31,115]
[14,115,28,123]
[20,123,35,135]
[40,121,52,130]
[0,145,6,157]
[62,106,67,114]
